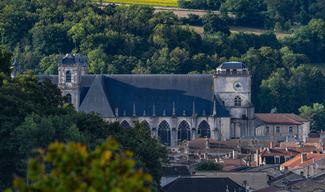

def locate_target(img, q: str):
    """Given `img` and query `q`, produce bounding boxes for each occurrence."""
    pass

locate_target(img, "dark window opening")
[66,94,72,104]
[234,96,241,106]
[66,71,71,82]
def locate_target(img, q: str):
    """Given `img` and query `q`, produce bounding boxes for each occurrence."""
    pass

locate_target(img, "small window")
[66,71,71,82]
[234,96,241,106]
[275,156,280,164]
[226,69,230,74]
[276,126,280,134]
[289,126,293,134]
[232,69,237,74]
[66,94,72,104]
[266,126,269,134]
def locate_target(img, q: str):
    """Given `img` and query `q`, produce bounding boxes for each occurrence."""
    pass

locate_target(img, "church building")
[38,54,256,147]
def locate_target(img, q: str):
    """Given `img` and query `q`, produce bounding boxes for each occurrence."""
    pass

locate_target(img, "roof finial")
[213,99,217,116]
[115,107,119,117]
[153,103,156,116]
[192,101,195,117]
[173,102,175,116]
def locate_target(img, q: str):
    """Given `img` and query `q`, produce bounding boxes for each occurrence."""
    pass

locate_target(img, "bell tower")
[58,54,88,110]
[214,61,255,137]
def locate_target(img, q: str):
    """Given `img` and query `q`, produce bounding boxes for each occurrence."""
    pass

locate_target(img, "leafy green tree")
[202,13,230,35]
[0,45,12,75]
[36,54,59,75]
[195,161,223,171]
[5,139,152,192]
[112,121,168,188]
[299,103,325,133]
[88,48,109,74]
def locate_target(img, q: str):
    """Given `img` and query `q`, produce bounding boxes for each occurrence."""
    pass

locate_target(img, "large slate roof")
[79,74,230,118]
[163,177,245,192]
[37,75,58,85]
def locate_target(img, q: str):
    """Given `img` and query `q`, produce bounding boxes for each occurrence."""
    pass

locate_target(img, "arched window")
[141,120,151,134]
[234,96,241,106]
[66,71,71,82]
[141,120,150,129]
[178,120,191,145]
[198,120,210,138]
[66,94,72,104]
[158,120,171,146]
[120,120,131,128]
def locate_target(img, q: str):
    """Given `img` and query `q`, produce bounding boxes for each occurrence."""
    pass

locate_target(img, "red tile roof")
[280,153,325,169]
[260,148,300,157]
[188,138,239,154]
[255,113,307,125]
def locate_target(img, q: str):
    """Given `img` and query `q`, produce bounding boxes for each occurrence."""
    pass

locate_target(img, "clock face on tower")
[233,81,242,91]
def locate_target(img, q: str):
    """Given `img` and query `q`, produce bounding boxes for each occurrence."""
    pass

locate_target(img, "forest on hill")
[178,0,325,30]
[0,0,325,116]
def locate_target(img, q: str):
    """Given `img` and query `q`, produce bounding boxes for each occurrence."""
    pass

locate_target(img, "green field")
[187,25,292,39]
[99,0,178,7]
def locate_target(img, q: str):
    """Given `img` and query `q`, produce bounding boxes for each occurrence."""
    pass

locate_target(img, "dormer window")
[234,96,241,106]
[66,71,71,82]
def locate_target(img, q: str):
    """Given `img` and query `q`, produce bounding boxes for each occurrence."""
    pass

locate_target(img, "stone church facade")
[38,54,256,147]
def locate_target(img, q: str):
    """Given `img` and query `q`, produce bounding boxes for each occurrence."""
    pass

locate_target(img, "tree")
[88,48,109,74]
[202,13,230,35]
[299,103,325,133]
[195,161,223,171]
[111,121,168,191]
[5,139,152,192]
[0,46,12,75]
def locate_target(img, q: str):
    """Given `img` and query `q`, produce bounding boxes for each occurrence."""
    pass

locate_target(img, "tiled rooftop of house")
[260,148,300,157]
[188,138,239,154]
[281,153,325,169]
[255,113,307,125]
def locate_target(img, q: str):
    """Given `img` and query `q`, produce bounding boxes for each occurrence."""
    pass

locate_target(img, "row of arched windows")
[120,120,211,146]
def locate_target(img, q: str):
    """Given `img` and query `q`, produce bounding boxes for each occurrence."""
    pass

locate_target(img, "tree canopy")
[5,139,152,192]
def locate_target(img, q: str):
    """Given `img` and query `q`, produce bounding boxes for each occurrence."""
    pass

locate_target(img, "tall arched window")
[141,120,151,134]
[198,120,210,138]
[178,120,191,145]
[120,120,131,128]
[234,96,241,106]
[158,120,171,146]
[66,94,72,104]
[66,71,71,82]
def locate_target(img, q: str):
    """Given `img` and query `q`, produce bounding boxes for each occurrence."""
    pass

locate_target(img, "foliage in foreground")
[5,139,152,192]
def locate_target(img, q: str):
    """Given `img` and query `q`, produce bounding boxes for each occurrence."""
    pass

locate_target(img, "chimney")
[233,150,238,159]
[270,142,273,148]
[205,138,210,148]
[267,148,270,153]
[285,147,289,152]
[301,154,307,163]
[313,158,315,164]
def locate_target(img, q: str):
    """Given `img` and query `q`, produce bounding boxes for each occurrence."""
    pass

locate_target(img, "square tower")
[58,54,88,110]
